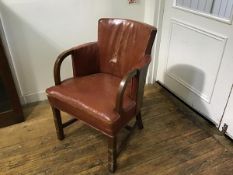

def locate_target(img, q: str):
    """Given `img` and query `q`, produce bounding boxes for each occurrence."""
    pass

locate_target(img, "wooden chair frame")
[50,43,150,172]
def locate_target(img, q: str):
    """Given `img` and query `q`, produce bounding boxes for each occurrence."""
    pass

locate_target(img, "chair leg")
[136,111,144,129]
[51,107,64,140]
[108,136,117,173]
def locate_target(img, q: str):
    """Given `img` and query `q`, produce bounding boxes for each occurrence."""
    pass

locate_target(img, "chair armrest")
[115,69,138,114]
[54,49,73,85]
[115,55,151,114]
[54,42,97,85]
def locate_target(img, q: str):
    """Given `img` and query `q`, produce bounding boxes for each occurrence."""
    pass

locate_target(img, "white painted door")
[157,0,233,126]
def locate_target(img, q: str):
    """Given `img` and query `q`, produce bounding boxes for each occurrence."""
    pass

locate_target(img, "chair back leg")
[108,136,117,173]
[51,107,65,140]
[136,111,144,129]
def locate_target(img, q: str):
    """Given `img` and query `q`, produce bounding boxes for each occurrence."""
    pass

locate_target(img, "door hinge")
[221,123,228,134]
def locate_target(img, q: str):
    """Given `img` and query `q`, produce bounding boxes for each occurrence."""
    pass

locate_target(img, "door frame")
[146,0,166,84]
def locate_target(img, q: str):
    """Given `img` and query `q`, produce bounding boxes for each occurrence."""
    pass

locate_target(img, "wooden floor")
[0,84,233,175]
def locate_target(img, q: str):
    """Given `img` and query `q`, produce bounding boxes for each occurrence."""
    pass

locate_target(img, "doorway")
[156,0,233,127]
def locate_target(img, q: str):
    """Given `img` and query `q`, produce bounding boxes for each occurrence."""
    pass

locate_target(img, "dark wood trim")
[62,118,78,128]
[136,111,144,129]
[54,49,73,85]
[115,69,138,114]
[0,34,24,127]
[108,136,117,173]
[51,107,64,140]
[0,110,23,127]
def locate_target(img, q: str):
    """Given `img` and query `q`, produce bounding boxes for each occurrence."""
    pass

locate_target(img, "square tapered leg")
[136,111,143,129]
[51,107,64,140]
[108,136,117,173]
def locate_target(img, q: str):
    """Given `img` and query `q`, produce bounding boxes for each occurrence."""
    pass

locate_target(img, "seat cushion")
[46,73,136,136]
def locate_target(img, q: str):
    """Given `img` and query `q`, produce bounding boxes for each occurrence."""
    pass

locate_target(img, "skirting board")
[20,91,47,105]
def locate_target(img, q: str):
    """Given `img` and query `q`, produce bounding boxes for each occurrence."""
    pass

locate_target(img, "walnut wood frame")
[0,35,24,127]
[50,45,149,173]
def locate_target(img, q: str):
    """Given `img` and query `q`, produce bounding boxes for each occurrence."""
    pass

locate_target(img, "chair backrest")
[98,18,157,78]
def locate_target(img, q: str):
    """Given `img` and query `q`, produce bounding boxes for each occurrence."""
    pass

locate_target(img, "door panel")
[157,0,233,125]
[166,20,226,103]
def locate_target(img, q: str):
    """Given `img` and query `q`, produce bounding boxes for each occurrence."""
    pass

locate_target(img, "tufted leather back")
[98,18,157,77]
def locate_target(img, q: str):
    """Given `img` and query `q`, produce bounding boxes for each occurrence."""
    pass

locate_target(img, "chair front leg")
[108,136,117,173]
[51,107,64,140]
[136,111,144,129]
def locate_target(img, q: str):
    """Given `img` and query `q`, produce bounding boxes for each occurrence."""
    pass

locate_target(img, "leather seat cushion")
[46,73,136,136]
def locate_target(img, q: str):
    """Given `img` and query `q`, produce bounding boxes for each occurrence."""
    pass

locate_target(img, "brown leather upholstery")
[46,73,135,136]
[71,18,156,78]
[72,42,99,77]
[98,18,156,77]
[46,18,157,172]
[47,18,156,135]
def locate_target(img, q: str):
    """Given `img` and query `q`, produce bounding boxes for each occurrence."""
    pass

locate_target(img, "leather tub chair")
[46,18,157,173]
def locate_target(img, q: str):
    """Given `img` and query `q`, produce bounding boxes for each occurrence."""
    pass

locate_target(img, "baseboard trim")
[156,81,218,126]
[20,91,47,105]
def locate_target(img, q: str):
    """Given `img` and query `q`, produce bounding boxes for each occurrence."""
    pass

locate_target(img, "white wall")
[0,0,146,104]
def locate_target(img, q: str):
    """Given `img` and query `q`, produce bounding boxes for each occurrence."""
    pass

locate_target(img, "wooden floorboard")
[0,83,232,175]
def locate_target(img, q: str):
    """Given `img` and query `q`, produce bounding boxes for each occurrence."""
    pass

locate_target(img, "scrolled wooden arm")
[115,56,151,115]
[54,49,73,85]
[53,42,97,85]
[115,69,139,114]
